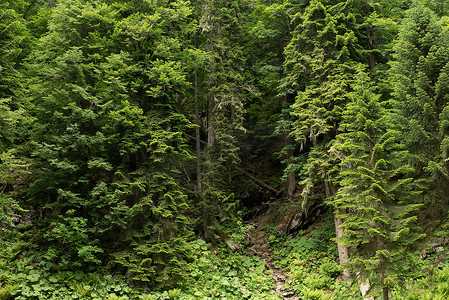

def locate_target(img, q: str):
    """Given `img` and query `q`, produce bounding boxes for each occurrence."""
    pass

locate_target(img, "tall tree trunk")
[194,0,202,192]
[23,0,37,18]
[381,271,389,300]
[283,95,296,201]
[195,67,202,191]
[206,33,215,148]
[334,214,350,280]
[366,26,375,70]
[326,179,350,280]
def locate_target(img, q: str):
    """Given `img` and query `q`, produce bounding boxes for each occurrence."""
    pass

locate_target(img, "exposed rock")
[286,203,327,234]
[419,238,449,259]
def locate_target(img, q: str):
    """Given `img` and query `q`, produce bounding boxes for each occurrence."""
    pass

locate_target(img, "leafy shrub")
[302,273,332,290]
[114,235,195,289]
[301,288,332,300]
[4,266,132,300]
[43,210,104,266]
[318,257,341,278]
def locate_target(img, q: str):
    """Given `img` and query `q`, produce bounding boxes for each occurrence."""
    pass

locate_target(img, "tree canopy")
[1,0,449,299]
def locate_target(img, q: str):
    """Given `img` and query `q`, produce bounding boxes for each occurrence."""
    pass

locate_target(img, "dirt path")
[245,213,299,300]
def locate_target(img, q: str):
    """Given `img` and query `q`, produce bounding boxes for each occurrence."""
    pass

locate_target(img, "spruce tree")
[284,0,365,197]
[283,0,366,274]
[251,0,310,200]
[284,0,408,199]
[282,0,417,281]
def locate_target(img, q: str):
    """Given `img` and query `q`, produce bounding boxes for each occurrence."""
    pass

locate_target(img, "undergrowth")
[0,231,279,299]
[261,212,449,300]
[262,213,362,299]
[2,213,449,299]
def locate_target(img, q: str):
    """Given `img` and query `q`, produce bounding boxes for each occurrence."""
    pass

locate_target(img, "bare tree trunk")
[334,214,350,280]
[358,276,374,300]
[381,271,389,300]
[207,93,215,147]
[185,134,280,195]
[195,67,202,192]
[23,0,37,18]
[281,92,296,201]
[383,286,389,300]
[193,4,202,192]
[235,166,281,195]
[366,26,375,70]
[325,179,350,280]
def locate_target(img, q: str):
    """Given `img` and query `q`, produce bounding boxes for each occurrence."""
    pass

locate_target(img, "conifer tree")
[284,0,407,198]
[251,0,310,199]
[0,1,34,233]
[332,70,425,300]
[192,0,251,240]
[24,0,197,286]
[282,0,413,279]
[390,4,449,206]
[284,0,365,197]
[283,0,367,274]
[0,3,29,100]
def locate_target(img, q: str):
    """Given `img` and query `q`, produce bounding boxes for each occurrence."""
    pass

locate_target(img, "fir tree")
[251,0,310,200]
[332,69,425,300]
[24,0,197,286]
[193,0,251,241]
[284,0,365,196]
[390,4,449,205]
[0,0,34,235]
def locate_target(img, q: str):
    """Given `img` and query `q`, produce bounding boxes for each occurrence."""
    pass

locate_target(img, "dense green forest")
[2,0,449,299]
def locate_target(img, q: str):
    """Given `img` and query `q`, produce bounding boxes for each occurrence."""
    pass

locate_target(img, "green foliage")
[114,235,194,289]
[262,214,366,299]
[262,224,286,247]
[390,3,449,201]
[18,0,197,280]
[0,2,33,99]
[0,148,28,228]
[332,68,425,297]
[0,234,135,299]
[270,214,336,268]
[282,0,384,203]
[193,0,254,236]
[391,264,449,299]
[44,210,104,266]
[11,270,132,300]
[285,0,363,145]
[175,239,278,299]
[1,0,449,299]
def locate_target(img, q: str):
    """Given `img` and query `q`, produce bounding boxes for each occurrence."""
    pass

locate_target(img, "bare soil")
[245,204,299,299]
